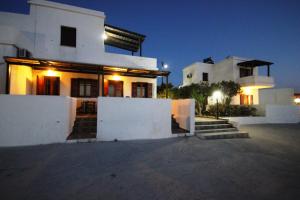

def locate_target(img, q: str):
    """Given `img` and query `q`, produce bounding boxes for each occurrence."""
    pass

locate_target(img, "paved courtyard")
[0,124,299,200]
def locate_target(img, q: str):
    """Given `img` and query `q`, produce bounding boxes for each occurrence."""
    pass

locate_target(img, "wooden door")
[37,76,60,95]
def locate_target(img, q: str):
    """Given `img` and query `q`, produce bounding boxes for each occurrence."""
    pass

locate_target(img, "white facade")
[182,56,275,105]
[0,0,157,94]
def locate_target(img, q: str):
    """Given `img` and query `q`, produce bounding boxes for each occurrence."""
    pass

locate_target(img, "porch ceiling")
[237,60,273,68]
[4,57,170,78]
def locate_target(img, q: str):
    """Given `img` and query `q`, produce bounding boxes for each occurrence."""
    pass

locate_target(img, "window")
[203,72,208,81]
[37,76,60,95]
[240,67,253,78]
[240,94,253,105]
[132,82,152,98]
[71,79,98,97]
[61,26,76,47]
[107,80,123,97]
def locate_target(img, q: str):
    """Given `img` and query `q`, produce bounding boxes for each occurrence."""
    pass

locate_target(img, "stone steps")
[68,116,97,139]
[197,131,249,140]
[195,118,249,140]
[195,127,238,134]
[195,124,233,130]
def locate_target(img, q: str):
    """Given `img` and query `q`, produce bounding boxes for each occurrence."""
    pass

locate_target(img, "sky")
[1,0,300,91]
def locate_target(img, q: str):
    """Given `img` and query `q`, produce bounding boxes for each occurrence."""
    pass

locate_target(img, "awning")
[4,57,170,78]
[104,24,145,53]
[237,60,273,68]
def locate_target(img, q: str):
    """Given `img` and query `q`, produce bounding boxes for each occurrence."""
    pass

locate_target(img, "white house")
[0,0,195,146]
[182,56,276,105]
[0,0,171,101]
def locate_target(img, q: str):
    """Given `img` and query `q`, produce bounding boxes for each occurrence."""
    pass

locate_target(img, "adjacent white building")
[182,56,276,105]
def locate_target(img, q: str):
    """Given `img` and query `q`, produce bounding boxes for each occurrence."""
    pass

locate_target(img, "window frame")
[60,26,77,47]
[202,72,208,82]
[71,78,97,98]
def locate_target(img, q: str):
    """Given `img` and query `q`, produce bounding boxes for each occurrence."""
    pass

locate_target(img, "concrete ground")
[0,124,299,200]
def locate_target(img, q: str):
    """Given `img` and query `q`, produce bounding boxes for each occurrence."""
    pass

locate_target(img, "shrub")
[207,104,256,117]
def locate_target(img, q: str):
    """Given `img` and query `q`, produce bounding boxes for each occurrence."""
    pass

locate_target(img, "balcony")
[237,76,275,88]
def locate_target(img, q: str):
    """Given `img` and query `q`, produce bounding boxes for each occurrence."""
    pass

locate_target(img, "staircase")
[67,115,97,140]
[172,115,189,134]
[195,118,249,139]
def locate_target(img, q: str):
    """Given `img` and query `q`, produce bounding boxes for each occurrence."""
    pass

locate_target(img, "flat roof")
[237,59,273,68]
[4,57,169,78]
[28,0,105,18]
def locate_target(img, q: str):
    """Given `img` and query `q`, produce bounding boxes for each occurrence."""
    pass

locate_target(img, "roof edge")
[28,0,105,18]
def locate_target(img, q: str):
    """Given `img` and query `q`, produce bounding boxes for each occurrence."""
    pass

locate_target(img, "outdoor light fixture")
[102,32,108,40]
[212,90,223,119]
[112,75,121,81]
[46,69,56,77]
[295,98,300,104]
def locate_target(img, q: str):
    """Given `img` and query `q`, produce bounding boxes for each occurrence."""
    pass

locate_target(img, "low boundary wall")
[225,105,300,125]
[97,97,172,141]
[0,95,76,147]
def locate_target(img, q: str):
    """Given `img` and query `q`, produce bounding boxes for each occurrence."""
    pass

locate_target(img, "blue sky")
[2,0,300,91]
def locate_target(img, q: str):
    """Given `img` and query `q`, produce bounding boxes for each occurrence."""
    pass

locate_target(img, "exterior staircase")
[195,118,249,139]
[172,115,189,134]
[67,115,97,140]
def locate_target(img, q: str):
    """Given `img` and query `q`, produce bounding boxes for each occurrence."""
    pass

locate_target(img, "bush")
[206,105,256,117]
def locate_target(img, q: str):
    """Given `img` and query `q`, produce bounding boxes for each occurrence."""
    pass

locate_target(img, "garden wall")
[97,97,172,141]
[0,95,76,147]
[225,104,300,125]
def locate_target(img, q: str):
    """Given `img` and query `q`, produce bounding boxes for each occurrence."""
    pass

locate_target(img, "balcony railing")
[237,75,275,87]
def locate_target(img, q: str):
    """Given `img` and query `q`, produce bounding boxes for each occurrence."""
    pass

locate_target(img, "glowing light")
[295,98,300,104]
[212,90,223,102]
[163,64,168,69]
[243,87,253,95]
[112,75,121,81]
[102,32,108,40]
[46,69,57,77]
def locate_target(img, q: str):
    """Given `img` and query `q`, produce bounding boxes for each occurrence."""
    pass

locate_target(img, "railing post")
[267,65,270,77]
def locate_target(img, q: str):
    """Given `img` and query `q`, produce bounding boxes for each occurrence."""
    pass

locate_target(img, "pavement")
[0,124,299,200]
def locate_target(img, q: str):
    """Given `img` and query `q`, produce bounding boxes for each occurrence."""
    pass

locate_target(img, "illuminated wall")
[32,70,157,98]
[9,65,33,95]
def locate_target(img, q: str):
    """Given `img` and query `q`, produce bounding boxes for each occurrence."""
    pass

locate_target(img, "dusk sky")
[1,0,300,91]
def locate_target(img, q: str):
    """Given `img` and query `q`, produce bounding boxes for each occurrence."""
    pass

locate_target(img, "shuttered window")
[71,78,98,97]
[37,76,60,96]
[132,82,152,98]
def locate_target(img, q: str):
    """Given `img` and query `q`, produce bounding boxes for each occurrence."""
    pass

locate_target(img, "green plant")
[207,105,256,117]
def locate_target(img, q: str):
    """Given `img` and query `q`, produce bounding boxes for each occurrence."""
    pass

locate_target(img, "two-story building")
[0,0,169,109]
[182,56,275,105]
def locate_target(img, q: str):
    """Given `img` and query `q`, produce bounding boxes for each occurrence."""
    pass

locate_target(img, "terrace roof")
[104,24,145,53]
[4,57,170,78]
[237,59,273,68]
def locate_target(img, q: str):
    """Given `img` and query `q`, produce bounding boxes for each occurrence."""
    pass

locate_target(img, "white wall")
[182,62,212,86]
[0,95,75,147]
[266,105,300,124]
[171,99,195,135]
[225,104,300,125]
[97,97,172,141]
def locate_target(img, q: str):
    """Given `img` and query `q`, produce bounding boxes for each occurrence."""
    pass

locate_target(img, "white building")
[0,0,170,99]
[182,56,276,105]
